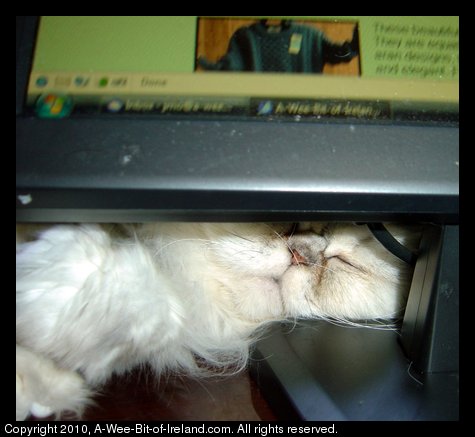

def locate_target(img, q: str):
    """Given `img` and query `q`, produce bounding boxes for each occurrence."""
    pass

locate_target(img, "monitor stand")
[249,225,459,420]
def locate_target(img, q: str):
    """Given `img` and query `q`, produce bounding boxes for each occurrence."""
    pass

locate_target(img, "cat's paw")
[16,346,91,420]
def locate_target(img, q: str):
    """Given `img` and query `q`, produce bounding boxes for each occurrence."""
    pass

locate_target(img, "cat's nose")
[290,249,308,265]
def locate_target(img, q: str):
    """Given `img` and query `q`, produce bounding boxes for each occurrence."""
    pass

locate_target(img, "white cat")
[16,222,418,420]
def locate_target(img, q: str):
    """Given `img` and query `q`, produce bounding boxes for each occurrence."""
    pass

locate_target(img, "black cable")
[365,223,417,266]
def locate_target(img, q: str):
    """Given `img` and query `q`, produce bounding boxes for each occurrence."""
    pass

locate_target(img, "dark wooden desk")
[32,369,277,421]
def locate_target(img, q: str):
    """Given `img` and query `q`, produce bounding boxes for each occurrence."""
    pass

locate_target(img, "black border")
[16,16,39,116]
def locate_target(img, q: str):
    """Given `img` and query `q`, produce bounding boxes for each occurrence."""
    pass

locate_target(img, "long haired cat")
[16,222,419,420]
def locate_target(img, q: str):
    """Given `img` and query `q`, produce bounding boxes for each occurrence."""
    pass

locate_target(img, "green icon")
[99,77,109,87]
[36,76,48,87]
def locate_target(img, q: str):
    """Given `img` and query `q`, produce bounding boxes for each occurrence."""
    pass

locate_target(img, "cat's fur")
[16,222,418,420]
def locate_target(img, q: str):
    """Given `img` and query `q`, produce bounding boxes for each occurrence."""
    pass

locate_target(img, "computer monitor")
[17,16,458,223]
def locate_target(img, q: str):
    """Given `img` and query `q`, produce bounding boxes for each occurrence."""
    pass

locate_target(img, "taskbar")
[25,93,459,123]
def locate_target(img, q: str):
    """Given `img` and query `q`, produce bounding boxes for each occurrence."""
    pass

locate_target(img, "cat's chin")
[278,265,319,318]
[231,265,321,322]
[226,275,284,322]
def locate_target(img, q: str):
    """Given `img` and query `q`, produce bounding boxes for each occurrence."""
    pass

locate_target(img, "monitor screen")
[25,16,458,122]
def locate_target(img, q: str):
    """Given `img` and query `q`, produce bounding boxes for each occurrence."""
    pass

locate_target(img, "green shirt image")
[199,21,359,73]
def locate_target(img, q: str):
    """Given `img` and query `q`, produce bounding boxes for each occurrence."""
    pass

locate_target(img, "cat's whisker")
[304,260,338,274]
[264,224,306,267]
[265,224,293,248]
[228,232,256,243]
[316,314,400,332]
[154,238,215,256]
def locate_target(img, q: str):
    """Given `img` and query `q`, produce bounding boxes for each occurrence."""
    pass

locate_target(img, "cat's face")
[184,222,416,323]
